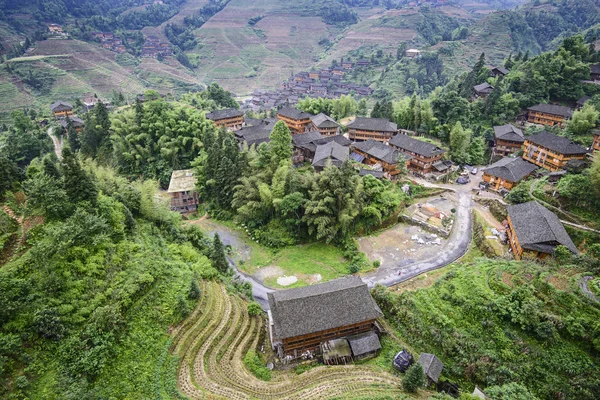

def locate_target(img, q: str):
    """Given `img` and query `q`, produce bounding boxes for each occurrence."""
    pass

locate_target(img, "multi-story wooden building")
[50,101,73,118]
[277,106,313,134]
[206,109,244,131]
[482,157,537,192]
[308,113,340,136]
[388,134,446,175]
[522,131,588,171]
[167,169,200,213]
[473,82,494,98]
[268,276,383,360]
[234,119,275,148]
[292,131,350,164]
[526,104,573,127]
[346,117,397,142]
[593,131,600,153]
[312,141,349,171]
[493,124,524,156]
[351,139,412,179]
[506,201,578,260]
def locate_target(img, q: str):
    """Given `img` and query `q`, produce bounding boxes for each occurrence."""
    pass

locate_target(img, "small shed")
[392,350,413,372]
[419,353,443,385]
[347,331,381,360]
[321,338,352,365]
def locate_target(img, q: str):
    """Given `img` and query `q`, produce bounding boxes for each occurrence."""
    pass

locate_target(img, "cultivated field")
[170,280,407,399]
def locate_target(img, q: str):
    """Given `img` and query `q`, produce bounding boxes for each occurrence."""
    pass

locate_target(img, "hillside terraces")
[170,281,404,399]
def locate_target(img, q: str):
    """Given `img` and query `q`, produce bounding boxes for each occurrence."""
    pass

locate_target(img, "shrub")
[243,350,271,381]
[348,264,360,274]
[403,363,425,393]
[247,302,262,316]
[373,260,381,268]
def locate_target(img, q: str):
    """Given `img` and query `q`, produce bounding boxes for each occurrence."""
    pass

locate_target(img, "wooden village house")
[491,66,509,77]
[235,119,275,148]
[522,131,588,171]
[311,140,349,171]
[167,170,200,213]
[308,113,340,136]
[481,157,537,192]
[58,116,85,133]
[576,96,591,110]
[351,139,412,179]
[48,23,63,34]
[50,101,73,118]
[473,82,494,99]
[591,63,600,81]
[292,131,350,165]
[346,117,397,142]
[206,109,244,131]
[526,104,573,127]
[506,201,578,260]
[593,131,600,154]
[493,124,524,156]
[388,134,446,176]
[419,353,444,387]
[277,107,313,134]
[268,276,383,362]
[406,49,421,58]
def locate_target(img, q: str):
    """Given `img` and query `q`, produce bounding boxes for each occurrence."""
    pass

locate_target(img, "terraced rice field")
[171,281,403,399]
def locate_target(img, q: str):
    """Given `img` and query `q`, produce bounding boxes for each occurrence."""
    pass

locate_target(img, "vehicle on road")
[471,167,478,175]
[456,177,469,185]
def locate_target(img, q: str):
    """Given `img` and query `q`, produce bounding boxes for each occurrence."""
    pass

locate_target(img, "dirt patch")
[501,272,513,287]
[277,276,298,286]
[254,265,284,281]
[546,275,569,291]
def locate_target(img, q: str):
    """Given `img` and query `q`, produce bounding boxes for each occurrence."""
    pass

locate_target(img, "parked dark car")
[456,177,469,185]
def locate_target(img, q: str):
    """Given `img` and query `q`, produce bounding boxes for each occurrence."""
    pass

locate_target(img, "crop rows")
[171,281,402,399]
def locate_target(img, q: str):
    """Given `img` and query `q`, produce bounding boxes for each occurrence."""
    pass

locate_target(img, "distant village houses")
[405,49,421,59]
[90,32,127,54]
[48,23,65,35]
[141,35,173,58]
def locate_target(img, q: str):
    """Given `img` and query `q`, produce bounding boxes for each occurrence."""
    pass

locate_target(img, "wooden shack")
[167,169,200,213]
[473,82,494,98]
[506,201,578,260]
[527,104,573,127]
[419,353,443,387]
[267,276,383,360]
[522,131,587,171]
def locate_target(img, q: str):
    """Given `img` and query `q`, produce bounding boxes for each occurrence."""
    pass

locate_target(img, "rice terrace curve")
[171,281,402,399]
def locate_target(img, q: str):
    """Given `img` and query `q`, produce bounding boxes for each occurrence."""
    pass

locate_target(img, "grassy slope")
[375,258,600,398]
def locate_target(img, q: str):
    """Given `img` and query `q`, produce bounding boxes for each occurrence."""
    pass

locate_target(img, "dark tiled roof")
[353,139,410,164]
[576,96,591,106]
[347,331,381,356]
[494,124,524,143]
[267,276,383,340]
[312,141,349,168]
[525,131,587,155]
[58,116,85,129]
[206,108,243,120]
[492,67,509,75]
[507,201,578,255]
[347,117,397,133]
[235,122,272,147]
[277,106,312,120]
[388,134,446,157]
[359,169,384,178]
[419,353,443,383]
[474,82,494,93]
[50,101,73,112]
[527,104,573,118]
[483,157,537,183]
[591,63,600,74]
[311,113,339,128]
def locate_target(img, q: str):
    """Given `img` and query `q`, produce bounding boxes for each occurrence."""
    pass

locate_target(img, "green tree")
[566,103,599,136]
[247,302,262,316]
[403,363,425,393]
[505,181,533,204]
[211,233,229,274]
[449,121,471,165]
[269,121,293,167]
[485,382,540,400]
[357,98,368,117]
[468,135,487,165]
[0,156,21,199]
[188,278,201,300]
[65,117,80,152]
[60,147,98,205]
[23,173,71,220]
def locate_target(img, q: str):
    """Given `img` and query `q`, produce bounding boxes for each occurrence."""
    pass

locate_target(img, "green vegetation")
[402,363,425,393]
[373,259,600,399]
[243,350,271,381]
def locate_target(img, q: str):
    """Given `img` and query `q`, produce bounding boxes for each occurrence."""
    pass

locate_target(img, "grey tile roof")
[50,101,73,112]
[359,169,384,179]
[312,141,349,168]
[388,134,446,157]
[347,117,397,133]
[492,66,509,75]
[235,122,272,146]
[347,331,381,357]
[507,201,578,255]
[483,157,537,183]
[206,108,243,120]
[311,113,339,128]
[474,82,494,93]
[591,63,600,74]
[494,124,524,143]
[277,106,313,120]
[527,104,573,118]
[58,116,85,129]
[267,276,383,340]
[576,96,591,106]
[353,139,409,164]
[525,131,588,155]
[419,353,443,383]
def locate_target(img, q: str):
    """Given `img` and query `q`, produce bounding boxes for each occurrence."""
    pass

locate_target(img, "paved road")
[47,127,63,159]
[579,276,600,303]
[227,255,274,310]
[362,190,473,288]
